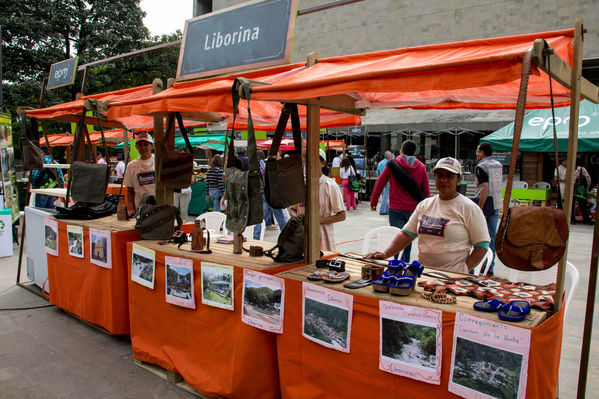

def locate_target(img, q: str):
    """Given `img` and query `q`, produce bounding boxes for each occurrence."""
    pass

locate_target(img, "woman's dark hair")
[212,154,223,168]
[341,157,351,169]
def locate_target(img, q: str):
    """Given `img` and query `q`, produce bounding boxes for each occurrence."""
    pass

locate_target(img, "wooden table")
[274,257,563,399]
[127,239,313,399]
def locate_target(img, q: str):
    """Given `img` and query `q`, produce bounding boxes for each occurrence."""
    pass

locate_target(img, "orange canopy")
[48,129,128,146]
[250,29,575,110]
[107,29,574,121]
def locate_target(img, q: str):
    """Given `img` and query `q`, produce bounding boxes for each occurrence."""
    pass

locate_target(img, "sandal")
[498,300,531,322]
[372,260,406,293]
[389,261,423,296]
[473,298,505,312]
[307,271,332,281]
[343,279,372,289]
[323,271,351,284]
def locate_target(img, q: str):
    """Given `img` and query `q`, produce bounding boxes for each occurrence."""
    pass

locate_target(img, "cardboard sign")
[47,57,78,89]
[177,0,298,80]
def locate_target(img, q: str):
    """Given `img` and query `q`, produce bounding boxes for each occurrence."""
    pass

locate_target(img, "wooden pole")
[577,215,599,398]
[555,18,584,312]
[305,52,321,264]
[151,78,166,204]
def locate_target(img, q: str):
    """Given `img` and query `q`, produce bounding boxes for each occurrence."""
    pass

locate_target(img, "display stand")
[46,215,139,334]
[126,240,314,399]
[276,260,563,399]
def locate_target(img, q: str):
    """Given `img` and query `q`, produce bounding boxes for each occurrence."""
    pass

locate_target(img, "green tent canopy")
[481,100,599,152]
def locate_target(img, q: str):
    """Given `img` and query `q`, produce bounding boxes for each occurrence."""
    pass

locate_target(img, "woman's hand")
[205,195,210,201]
[364,251,387,259]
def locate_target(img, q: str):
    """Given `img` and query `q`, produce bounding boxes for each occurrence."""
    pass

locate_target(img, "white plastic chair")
[512,181,528,189]
[196,211,227,234]
[361,226,402,259]
[472,247,494,276]
[243,221,266,241]
[533,182,551,190]
[508,261,580,318]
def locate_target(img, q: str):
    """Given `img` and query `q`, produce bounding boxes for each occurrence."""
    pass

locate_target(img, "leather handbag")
[20,119,44,171]
[264,103,306,209]
[135,195,183,240]
[265,214,304,263]
[224,78,263,233]
[495,50,568,272]
[157,112,194,189]
[55,194,120,220]
[68,115,110,204]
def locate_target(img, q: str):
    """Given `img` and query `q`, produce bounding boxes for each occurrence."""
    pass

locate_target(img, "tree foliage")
[1,0,181,122]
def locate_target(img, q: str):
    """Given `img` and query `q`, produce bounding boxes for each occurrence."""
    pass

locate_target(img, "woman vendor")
[366,157,490,274]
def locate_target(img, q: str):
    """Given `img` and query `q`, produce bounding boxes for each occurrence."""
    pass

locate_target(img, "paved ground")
[0,202,597,398]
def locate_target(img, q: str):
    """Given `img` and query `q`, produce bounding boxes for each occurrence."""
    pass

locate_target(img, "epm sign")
[177,0,298,80]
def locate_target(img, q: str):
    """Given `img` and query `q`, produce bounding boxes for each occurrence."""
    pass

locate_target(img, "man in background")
[123,133,154,216]
[376,151,394,215]
[370,140,429,262]
[474,142,503,276]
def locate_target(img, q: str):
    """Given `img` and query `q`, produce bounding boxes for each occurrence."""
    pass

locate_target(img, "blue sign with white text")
[177,0,297,80]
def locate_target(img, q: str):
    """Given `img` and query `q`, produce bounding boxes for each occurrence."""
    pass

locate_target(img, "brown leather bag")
[495,50,568,271]
[157,113,194,189]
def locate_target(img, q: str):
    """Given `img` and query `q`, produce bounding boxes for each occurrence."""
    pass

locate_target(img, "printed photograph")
[303,297,349,350]
[242,280,282,325]
[166,263,193,300]
[452,337,523,399]
[90,234,108,263]
[67,228,84,258]
[202,264,233,310]
[381,318,437,369]
[45,225,57,251]
[131,252,155,287]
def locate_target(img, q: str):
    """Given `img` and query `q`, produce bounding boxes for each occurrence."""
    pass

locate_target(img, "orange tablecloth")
[47,220,139,334]
[127,243,301,399]
[276,278,564,399]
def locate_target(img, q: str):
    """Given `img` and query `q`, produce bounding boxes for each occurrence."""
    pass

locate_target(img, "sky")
[140,0,194,37]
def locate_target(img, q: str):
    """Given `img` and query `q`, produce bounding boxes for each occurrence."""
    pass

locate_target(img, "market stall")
[126,240,325,398]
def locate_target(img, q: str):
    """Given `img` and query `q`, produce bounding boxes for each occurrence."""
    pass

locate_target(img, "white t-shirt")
[339,166,355,179]
[403,194,490,274]
[319,174,345,252]
[123,155,155,209]
[115,161,126,179]
[332,156,342,168]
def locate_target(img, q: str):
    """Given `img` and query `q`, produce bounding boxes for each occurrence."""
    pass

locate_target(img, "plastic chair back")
[472,247,494,276]
[361,226,402,259]
[243,221,266,241]
[512,181,528,189]
[533,182,551,190]
[196,211,227,234]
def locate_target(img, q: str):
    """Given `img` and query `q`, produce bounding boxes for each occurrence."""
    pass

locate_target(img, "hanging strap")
[501,50,533,223]
[229,78,259,174]
[269,103,302,158]
[546,46,564,209]
[96,115,110,165]
[162,112,194,154]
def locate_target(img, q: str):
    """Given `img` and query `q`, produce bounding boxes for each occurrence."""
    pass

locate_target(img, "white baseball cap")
[433,157,461,175]
[136,132,153,144]
[319,149,326,161]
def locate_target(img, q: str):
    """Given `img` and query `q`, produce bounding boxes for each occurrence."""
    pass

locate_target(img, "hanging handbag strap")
[500,50,532,224]
[546,47,563,209]
[269,103,302,158]
[162,112,194,154]
[96,115,110,166]
[229,78,259,174]
[66,109,89,203]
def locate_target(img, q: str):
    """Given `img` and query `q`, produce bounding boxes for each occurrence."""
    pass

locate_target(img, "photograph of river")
[303,298,349,350]
[452,337,523,399]
[381,318,437,369]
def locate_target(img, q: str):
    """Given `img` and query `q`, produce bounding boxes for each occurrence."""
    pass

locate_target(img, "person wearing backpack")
[573,158,592,224]
[31,147,64,209]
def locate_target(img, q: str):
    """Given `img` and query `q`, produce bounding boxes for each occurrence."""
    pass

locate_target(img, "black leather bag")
[55,194,120,220]
[265,214,304,263]
[157,113,194,189]
[135,195,183,240]
[68,116,110,204]
[264,103,306,209]
[224,78,263,233]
